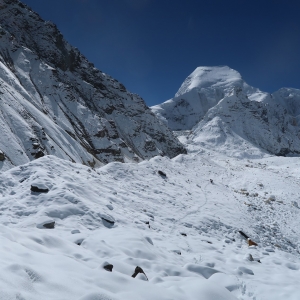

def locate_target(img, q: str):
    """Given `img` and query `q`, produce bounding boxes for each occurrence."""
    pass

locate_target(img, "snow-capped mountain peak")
[152,65,300,158]
[152,66,263,131]
[175,66,244,97]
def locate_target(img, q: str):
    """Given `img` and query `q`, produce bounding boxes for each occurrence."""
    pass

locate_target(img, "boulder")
[158,170,166,177]
[43,221,55,229]
[131,266,148,280]
[247,239,258,247]
[0,150,5,161]
[36,216,55,229]
[103,264,113,272]
[31,183,49,193]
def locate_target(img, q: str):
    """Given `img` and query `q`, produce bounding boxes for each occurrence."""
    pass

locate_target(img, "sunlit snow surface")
[0,152,299,300]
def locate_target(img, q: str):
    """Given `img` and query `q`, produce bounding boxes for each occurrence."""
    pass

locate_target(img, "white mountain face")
[152,66,300,158]
[0,0,185,171]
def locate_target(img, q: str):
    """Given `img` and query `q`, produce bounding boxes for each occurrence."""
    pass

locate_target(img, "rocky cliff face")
[0,0,185,170]
[152,66,300,157]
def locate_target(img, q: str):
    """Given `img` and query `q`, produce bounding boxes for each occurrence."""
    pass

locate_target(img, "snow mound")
[0,153,299,299]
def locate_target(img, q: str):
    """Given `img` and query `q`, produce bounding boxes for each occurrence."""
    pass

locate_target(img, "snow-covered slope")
[152,66,300,157]
[0,0,185,171]
[0,153,299,299]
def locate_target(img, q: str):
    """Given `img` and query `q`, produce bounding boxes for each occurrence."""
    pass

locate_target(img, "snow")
[0,1,185,169]
[152,66,300,157]
[151,66,262,131]
[0,3,299,300]
[0,153,299,299]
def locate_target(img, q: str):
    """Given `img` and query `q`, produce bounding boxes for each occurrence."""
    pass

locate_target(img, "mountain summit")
[152,66,300,157]
[0,0,185,170]
[152,66,262,131]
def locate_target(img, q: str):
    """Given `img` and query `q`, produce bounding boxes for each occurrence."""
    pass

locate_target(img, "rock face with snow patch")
[0,0,185,170]
[152,66,300,157]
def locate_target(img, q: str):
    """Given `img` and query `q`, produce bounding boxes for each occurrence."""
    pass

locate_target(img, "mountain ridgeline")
[152,66,300,158]
[0,0,185,170]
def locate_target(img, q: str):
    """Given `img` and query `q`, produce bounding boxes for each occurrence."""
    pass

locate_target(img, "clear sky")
[21,0,300,106]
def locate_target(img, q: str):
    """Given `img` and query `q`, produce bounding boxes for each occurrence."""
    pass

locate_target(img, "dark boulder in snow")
[103,263,113,272]
[43,221,55,229]
[31,184,49,193]
[158,170,167,177]
[36,216,55,229]
[131,266,148,280]
[0,150,5,161]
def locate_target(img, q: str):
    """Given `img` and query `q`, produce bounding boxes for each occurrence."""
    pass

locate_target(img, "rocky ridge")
[0,0,185,170]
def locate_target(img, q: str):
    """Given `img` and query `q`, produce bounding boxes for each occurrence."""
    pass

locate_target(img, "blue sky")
[22,0,300,106]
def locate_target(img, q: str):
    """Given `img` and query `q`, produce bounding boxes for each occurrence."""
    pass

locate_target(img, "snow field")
[0,153,299,299]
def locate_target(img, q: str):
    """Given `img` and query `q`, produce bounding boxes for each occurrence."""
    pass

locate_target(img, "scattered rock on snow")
[131,266,148,280]
[31,183,49,193]
[291,201,299,208]
[43,221,55,229]
[158,170,166,177]
[247,239,258,247]
[0,150,5,161]
[36,216,55,229]
[102,261,113,272]
[71,229,81,234]
[100,213,115,225]
[238,231,249,239]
